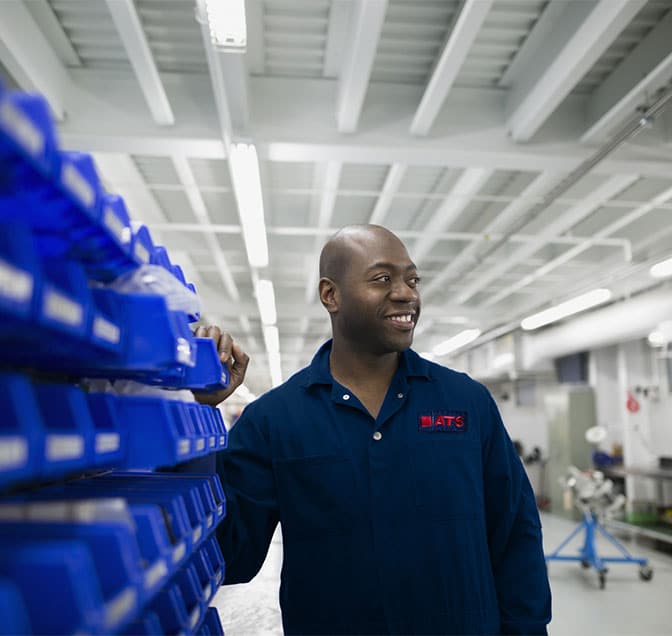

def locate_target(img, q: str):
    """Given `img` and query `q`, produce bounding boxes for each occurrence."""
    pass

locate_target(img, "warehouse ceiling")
[1,0,672,394]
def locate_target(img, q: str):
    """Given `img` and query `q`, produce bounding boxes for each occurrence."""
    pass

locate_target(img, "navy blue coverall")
[216,341,552,634]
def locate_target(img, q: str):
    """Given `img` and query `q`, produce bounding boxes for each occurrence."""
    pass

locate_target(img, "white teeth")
[389,314,412,323]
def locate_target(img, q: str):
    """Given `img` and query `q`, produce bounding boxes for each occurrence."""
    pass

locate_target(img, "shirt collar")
[302,339,432,389]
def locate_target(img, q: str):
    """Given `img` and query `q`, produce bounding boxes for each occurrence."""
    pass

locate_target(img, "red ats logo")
[418,411,467,432]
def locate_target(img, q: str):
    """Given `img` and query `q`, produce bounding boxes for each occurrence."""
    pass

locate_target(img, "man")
[205,225,551,635]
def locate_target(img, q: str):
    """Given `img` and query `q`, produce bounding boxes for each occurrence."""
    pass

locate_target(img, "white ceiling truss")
[1,0,672,392]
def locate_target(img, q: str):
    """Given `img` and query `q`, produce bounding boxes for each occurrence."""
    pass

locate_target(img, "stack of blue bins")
[0,81,228,635]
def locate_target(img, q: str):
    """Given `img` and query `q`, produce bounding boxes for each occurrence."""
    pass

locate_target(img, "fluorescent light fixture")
[521,288,612,331]
[648,320,672,347]
[229,143,268,268]
[268,350,283,387]
[204,0,247,51]
[492,352,514,369]
[256,279,277,325]
[432,329,481,356]
[648,330,666,347]
[263,324,279,354]
[650,256,672,279]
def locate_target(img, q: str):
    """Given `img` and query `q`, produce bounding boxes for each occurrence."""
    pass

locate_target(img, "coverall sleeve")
[215,403,280,584]
[480,389,552,635]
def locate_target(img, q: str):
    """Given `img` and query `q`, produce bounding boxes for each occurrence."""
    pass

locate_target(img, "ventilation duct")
[521,287,672,370]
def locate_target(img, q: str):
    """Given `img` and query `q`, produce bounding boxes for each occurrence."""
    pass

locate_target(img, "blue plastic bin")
[0,372,43,490]
[37,259,90,340]
[95,473,208,549]
[0,89,58,182]
[0,577,31,635]
[122,610,163,636]
[0,220,39,326]
[112,472,221,536]
[184,337,231,392]
[33,382,93,479]
[82,289,198,379]
[32,480,192,569]
[0,517,142,634]
[114,395,194,469]
[87,392,125,468]
[198,607,224,636]
[131,224,154,265]
[0,541,107,635]
[150,583,190,635]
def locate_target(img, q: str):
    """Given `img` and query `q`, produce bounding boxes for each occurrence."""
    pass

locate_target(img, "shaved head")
[319,224,405,282]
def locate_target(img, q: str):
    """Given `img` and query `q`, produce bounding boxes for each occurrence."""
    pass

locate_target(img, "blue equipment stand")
[545,509,653,589]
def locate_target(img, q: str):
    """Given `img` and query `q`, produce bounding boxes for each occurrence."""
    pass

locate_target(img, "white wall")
[493,390,548,455]
[589,345,623,451]
[489,381,552,455]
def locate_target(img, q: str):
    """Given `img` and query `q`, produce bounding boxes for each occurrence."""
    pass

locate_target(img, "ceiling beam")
[582,9,672,143]
[457,174,638,305]
[24,0,81,67]
[505,0,646,142]
[172,155,240,303]
[0,0,73,120]
[337,0,388,132]
[368,163,405,224]
[57,74,672,178]
[422,171,561,296]
[149,222,634,251]
[105,0,174,126]
[483,184,672,307]
[410,0,494,136]
[412,168,492,263]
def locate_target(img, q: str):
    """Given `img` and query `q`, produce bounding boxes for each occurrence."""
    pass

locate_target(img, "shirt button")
[397,392,404,399]
[373,431,382,441]
[342,394,350,400]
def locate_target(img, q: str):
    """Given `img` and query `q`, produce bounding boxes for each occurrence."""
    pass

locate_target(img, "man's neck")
[329,339,399,391]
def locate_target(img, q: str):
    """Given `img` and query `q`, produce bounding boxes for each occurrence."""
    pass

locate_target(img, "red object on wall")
[626,391,640,413]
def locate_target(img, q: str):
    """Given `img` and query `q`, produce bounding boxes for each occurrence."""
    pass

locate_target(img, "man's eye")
[375,275,391,283]
[409,277,421,287]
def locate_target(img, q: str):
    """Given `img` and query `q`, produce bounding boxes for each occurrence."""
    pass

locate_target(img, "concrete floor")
[212,513,672,635]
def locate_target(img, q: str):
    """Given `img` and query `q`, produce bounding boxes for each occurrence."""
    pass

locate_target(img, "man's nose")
[390,279,419,303]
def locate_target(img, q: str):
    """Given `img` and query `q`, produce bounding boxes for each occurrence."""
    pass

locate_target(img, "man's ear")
[319,277,339,314]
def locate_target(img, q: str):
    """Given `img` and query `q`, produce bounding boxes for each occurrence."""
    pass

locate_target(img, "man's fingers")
[216,331,233,365]
[194,325,232,363]
[229,342,250,387]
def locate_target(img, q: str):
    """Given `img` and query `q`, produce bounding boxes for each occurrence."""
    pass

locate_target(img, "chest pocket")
[274,455,356,540]
[410,440,484,523]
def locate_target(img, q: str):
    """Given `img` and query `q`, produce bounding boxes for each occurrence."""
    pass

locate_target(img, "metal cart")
[545,466,653,589]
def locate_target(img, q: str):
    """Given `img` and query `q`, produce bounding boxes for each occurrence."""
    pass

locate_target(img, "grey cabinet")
[544,386,597,518]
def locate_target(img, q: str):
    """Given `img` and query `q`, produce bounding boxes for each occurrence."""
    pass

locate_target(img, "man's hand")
[192,325,250,407]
